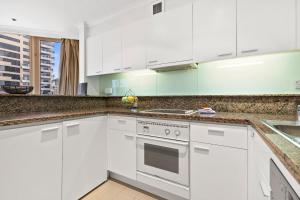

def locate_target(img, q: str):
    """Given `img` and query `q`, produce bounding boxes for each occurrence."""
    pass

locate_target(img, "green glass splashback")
[98,51,300,96]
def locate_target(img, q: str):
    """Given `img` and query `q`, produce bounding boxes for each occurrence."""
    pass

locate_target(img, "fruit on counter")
[127,96,135,103]
[122,96,128,103]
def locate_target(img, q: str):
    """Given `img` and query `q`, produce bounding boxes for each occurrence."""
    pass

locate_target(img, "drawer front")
[191,123,248,149]
[108,116,136,132]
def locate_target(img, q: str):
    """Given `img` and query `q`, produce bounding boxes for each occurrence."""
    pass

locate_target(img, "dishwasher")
[270,160,299,200]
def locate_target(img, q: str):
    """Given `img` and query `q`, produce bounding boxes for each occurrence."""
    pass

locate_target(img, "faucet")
[298,105,300,121]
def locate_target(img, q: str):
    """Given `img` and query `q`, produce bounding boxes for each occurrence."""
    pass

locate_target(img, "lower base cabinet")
[62,116,108,200]
[107,129,137,180]
[248,128,271,200]
[190,142,248,200]
[0,123,63,200]
[107,116,136,180]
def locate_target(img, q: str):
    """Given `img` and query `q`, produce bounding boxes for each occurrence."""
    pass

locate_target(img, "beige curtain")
[59,39,79,96]
[29,36,40,94]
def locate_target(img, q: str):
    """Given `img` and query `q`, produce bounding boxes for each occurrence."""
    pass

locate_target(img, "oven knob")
[174,130,181,136]
[165,129,171,135]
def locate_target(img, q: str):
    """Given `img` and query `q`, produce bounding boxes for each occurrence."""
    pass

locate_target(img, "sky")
[53,42,61,79]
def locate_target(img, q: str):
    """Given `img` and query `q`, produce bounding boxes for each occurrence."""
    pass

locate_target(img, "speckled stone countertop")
[0,108,299,184]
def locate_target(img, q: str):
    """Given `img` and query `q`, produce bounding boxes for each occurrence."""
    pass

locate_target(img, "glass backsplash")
[98,51,300,96]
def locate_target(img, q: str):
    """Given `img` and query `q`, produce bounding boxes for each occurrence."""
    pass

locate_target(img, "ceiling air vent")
[152,0,164,15]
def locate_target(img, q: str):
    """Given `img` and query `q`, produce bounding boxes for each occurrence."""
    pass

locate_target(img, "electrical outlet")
[296,80,300,89]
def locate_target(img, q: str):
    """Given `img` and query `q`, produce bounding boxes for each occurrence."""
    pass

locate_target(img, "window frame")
[30,36,61,95]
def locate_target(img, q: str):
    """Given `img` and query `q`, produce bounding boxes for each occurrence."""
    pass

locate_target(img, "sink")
[263,120,300,148]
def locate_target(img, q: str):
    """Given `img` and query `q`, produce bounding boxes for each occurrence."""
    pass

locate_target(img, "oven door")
[137,135,189,186]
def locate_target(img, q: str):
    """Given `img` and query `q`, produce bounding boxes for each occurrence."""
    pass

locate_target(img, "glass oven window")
[144,143,179,174]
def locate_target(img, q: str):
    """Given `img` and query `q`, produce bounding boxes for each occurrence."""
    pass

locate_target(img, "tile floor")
[81,179,164,200]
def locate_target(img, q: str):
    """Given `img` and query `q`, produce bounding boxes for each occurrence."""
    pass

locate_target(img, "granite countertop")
[0,108,299,184]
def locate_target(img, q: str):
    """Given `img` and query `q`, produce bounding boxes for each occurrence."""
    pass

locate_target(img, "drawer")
[191,123,248,149]
[108,116,136,133]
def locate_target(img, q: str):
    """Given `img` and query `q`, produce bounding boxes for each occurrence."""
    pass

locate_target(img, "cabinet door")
[63,116,107,200]
[190,142,247,200]
[0,123,62,200]
[122,19,147,71]
[193,0,236,62]
[146,4,193,68]
[248,129,271,200]
[86,35,102,76]
[102,28,123,73]
[237,0,296,56]
[107,129,136,180]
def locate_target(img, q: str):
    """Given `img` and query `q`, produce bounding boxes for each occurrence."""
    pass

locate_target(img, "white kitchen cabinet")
[102,28,123,73]
[193,0,236,62]
[248,128,272,200]
[122,19,147,71]
[62,116,107,200]
[190,142,248,200]
[237,0,296,56]
[190,123,248,200]
[107,116,136,180]
[190,123,248,149]
[146,4,193,69]
[0,123,62,200]
[86,35,103,76]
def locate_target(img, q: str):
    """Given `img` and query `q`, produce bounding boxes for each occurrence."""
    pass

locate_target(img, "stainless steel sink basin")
[263,120,300,148]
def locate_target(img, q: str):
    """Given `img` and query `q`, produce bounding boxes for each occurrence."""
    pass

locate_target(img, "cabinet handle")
[96,71,101,73]
[208,128,225,136]
[194,145,210,152]
[124,67,132,70]
[218,53,233,57]
[114,68,121,71]
[124,134,135,139]
[241,49,259,54]
[41,127,60,132]
[66,123,80,128]
[148,60,158,64]
[117,120,127,124]
[260,181,271,197]
[41,127,59,142]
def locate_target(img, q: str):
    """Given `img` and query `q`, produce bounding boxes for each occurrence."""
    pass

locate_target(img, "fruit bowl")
[2,86,33,94]
[121,89,138,109]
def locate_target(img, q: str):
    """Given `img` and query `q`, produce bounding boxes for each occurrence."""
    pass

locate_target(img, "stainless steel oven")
[136,119,190,190]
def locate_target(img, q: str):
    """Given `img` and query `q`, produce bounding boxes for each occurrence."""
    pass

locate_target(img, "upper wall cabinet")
[86,36,102,76]
[193,0,237,62]
[122,19,147,71]
[146,4,193,69]
[237,0,296,56]
[102,28,123,74]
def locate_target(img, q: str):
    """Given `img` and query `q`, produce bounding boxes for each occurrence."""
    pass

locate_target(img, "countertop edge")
[0,109,299,184]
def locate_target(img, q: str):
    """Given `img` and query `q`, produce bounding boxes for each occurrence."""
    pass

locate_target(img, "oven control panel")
[137,119,190,141]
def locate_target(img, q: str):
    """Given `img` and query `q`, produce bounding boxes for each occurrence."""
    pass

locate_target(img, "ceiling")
[0,0,148,38]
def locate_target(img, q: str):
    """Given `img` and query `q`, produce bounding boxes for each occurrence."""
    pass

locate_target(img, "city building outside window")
[0,33,61,95]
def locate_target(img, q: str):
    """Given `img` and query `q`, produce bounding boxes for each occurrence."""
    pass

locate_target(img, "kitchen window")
[0,32,61,95]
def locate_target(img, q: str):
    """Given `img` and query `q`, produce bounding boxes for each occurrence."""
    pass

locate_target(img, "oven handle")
[136,135,189,146]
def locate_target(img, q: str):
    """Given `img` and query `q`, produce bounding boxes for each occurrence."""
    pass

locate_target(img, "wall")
[97,51,300,96]
[87,0,193,36]
[106,95,300,115]
[0,95,106,115]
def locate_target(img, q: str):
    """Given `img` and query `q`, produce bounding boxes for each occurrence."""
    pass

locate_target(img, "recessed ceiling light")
[11,18,17,22]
